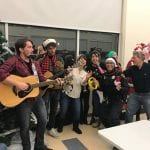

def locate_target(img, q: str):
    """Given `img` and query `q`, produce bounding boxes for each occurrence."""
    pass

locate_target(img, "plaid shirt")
[0,55,46,82]
[40,55,64,78]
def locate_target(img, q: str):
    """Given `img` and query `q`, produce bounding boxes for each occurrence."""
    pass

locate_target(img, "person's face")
[78,57,87,67]
[113,53,118,61]
[20,41,33,58]
[132,54,143,66]
[47,46,56,56]
[105,61,115,72]
[91,54,100,65]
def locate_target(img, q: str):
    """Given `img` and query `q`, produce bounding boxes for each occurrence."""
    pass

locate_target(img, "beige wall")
[120,0,150,69]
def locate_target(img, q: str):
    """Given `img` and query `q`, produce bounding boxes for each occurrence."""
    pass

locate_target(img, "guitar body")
[0,75,39,107]
[44,71,53,79]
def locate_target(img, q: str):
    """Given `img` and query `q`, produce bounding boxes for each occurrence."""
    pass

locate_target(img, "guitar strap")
[32,63,39,82]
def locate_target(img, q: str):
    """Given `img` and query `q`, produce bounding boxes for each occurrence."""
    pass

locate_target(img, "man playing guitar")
[0,38,55,150]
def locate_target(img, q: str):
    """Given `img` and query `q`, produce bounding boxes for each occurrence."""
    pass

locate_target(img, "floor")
[44,114,147,150]
[45,123,112,150]
[7,114,147,150]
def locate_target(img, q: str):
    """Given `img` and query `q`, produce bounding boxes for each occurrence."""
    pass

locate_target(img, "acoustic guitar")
[0,75,57,107]
[40,72,73,96]
[43,60,69,80]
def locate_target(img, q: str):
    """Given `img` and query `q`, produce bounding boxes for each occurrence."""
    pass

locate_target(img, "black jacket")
[101,69,128,103]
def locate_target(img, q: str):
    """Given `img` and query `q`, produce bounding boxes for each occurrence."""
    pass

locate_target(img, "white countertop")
[98,120,150,150]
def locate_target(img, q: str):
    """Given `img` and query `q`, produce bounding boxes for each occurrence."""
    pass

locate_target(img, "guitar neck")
[32,75,72,89]
[32,80,56,88]
[52,70,66,79]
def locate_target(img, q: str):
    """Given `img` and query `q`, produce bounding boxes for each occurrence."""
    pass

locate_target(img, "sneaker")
[98,123,105,130]
[47,128,59,137]
[92,120,101,128]
[89,117,96,125]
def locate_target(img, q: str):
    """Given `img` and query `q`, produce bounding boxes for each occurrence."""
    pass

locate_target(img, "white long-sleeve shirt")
[65,68,87,98]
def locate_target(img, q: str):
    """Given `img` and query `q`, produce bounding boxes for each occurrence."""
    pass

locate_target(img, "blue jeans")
[126,92,150,123]
[0,143,7,150]
[60,93,81,122]
[43,89,60,130]
[16,97,47,150]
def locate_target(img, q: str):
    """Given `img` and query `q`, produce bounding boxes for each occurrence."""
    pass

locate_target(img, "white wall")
[0,0,122,33]
[120,0,150,68]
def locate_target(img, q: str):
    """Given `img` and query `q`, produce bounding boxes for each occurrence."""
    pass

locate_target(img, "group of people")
[0,38,150,150]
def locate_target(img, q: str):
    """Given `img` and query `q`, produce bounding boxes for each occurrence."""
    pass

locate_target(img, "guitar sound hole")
[18,84,33,98]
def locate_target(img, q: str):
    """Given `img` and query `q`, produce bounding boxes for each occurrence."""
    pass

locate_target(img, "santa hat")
[42,39,57,49]
[105,57,117,67]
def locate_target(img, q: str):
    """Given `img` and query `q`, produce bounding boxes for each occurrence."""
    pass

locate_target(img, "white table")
[98,120,150,150]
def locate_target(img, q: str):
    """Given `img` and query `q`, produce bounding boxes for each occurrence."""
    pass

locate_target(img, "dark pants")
[16,97,47,150]
[80,90,89,123]
[43,89,60,130]
[92,90,101,117]
[99,101,121,128]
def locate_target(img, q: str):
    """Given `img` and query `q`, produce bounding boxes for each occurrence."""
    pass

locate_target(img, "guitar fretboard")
[32,80,56,88]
